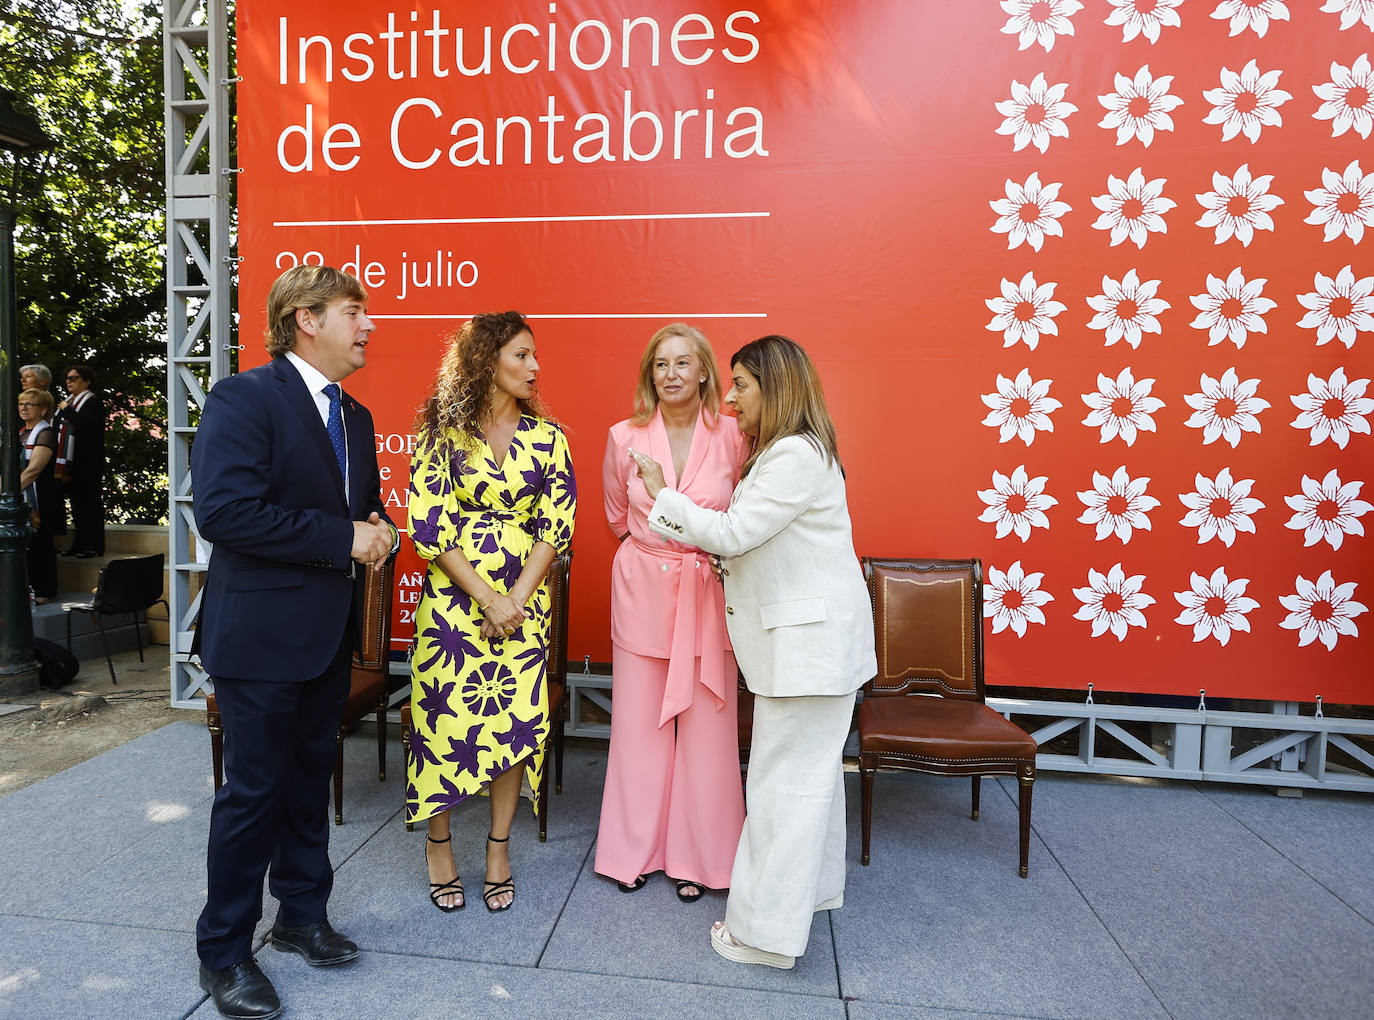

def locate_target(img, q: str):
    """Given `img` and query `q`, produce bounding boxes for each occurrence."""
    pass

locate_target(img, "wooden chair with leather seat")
[207,555,397,825]
[858,557,1038,877]
[400,551,571,841]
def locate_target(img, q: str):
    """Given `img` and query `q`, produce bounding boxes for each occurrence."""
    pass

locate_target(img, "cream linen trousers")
[724,689,857,957]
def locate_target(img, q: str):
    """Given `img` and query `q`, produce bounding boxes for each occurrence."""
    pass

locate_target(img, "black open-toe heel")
[617,875,648,893]
[483,834,514,913]
[673,879,704,903]
[426,834,465,912]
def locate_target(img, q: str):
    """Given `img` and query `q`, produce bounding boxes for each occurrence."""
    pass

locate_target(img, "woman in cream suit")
[630,334,876,971]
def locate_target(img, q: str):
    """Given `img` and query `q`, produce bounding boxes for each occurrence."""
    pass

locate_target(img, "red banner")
[237,1,1373,704]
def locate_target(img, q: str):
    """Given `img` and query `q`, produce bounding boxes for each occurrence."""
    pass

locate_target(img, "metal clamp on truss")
[1197,689,1207,713]
[1085,682,1094,706]
[1315,695,1324,719]
[220,167,243,175]
[220,76,242,85]
[583,654,592,676]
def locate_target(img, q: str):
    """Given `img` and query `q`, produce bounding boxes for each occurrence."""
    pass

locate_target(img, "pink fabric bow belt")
[629,537,728,728]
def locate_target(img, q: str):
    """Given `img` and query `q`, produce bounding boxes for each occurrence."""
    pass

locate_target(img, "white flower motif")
[1001,0,1085,52]
[1091,167,1175,248]
[1298,266,1374,349]
[1211,0,1289,37]
[990,173,1073,252]
[1174,567,1260,646]
[1188,267,1277,349]
[1081,367,1165,445]
[1098,65,1184,146]
[981,369,1063,446]
[1184,368,1270,447]
[1279,571,1367,650]
[1314,54,1374,140]
[1305,160,1374,243]
[1195,164,1283,246]
[1077,466,1160,543]
[977,465,1058,542]
[1202,60,1292,143]
[1290,368,1374,448]
[985,272,1068,349]
[1284,469,1372,550]
[1321,0,1374,32]
[1073,563,1155,641]
[1179,468,1264,547]
[996,73,1078,154]
[1085,270,1169,349]
[985,561,1054,637]
[1104,0,1183,43]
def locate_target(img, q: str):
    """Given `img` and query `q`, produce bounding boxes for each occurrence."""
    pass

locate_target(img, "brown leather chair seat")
[858,557,1038,877]
[860,696,1038,765]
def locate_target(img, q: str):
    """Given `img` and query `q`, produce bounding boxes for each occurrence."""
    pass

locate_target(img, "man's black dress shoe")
[198,960,282,1020]
[270,917,360,966]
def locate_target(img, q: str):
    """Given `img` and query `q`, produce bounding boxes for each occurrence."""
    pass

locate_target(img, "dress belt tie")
[628,537,727,728]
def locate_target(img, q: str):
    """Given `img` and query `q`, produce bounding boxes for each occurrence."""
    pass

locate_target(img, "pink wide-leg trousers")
[595,646,745,889]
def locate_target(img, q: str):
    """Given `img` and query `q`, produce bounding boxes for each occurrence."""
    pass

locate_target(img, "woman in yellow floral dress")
[407,311,576,914]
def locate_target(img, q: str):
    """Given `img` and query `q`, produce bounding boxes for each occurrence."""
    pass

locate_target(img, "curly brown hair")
[415,311,548,452]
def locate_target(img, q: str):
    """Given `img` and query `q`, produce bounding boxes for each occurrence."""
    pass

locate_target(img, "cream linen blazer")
[647,434,876,698]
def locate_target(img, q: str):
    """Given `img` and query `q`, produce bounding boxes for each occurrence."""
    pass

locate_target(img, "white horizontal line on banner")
[371,312,769,320]
[273,212,771,227]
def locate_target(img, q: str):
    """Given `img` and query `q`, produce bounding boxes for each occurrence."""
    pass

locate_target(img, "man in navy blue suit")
[192,265,395,1020]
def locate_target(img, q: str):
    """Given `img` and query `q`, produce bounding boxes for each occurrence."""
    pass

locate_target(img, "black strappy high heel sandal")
[426,834,465,912]
[483,834,515,913]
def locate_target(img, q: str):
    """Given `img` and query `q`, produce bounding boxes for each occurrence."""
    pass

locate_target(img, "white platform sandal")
[710,922,795,970]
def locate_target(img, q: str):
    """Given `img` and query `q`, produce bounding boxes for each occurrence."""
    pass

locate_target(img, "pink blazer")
[603,407,747,726]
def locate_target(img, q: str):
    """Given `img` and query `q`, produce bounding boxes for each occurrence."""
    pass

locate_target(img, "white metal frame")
[164,0,232,708]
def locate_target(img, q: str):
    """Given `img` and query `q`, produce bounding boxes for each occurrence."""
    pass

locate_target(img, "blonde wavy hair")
[630,322,723,426]
[415,312,548,451]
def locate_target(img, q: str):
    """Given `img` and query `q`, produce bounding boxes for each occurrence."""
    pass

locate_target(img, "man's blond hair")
[264,265,367,357]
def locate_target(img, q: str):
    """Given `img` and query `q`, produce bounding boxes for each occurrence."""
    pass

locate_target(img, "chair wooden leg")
[333,734,345,826]
[554,718,564,795]
[375,699,387,782]
[860,765,874,865]
[208,707,224,791]
[401,704,414,832]
[1018,765,1035,879]
[537,743,550,843]
[971,775,981,821]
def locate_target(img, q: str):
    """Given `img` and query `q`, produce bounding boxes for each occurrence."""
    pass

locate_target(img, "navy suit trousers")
[196,638,352,969]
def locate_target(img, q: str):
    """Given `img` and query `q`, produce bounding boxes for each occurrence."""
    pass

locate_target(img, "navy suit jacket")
[191,356,389,682]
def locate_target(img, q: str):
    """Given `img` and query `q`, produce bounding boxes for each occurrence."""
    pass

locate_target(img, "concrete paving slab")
[0,915,204,1020]
[1197,782,1374,921]
[1029,774,1374,1020]
[835,773,1166,1019]
[185,945,847,1020]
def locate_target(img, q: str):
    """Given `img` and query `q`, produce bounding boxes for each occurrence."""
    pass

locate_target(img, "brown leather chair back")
[863,558,983,702]
[546,551,571,690]
[354,557,396,672]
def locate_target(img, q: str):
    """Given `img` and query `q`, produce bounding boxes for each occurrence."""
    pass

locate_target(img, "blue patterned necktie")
[324,383,347,482]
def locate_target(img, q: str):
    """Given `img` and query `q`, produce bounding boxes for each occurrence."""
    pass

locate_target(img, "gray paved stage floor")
[2,720,1372,1019]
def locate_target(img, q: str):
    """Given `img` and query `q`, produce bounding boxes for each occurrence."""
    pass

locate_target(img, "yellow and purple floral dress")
[405,416,576,824]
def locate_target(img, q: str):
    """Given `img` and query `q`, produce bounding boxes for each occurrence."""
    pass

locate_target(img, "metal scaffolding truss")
[164,0,232,708]
[162,3,1372,791]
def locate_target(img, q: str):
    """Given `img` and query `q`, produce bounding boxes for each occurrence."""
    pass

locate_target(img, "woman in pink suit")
[595,323,747,902]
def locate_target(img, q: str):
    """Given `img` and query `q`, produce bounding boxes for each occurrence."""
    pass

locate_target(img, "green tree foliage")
[1,1,168,523]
